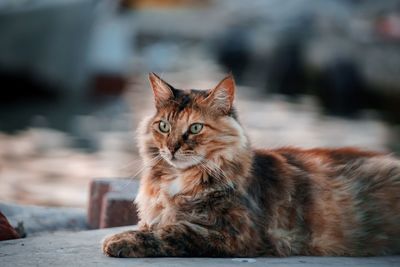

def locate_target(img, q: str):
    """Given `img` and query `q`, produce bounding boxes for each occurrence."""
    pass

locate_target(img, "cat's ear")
[148,73,175,108]
[202,74,235,114]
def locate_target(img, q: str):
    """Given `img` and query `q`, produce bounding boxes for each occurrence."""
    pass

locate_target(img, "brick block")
[87,179,111,229]
[87,178,139,229]
[99,192,139,228]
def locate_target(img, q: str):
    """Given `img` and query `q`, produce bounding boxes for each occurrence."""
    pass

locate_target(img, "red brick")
[87,178,140,229]
[99,192,139,228]
[87,179,111,229]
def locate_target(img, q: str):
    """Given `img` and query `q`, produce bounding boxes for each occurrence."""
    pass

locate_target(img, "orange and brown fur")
[103,73,400,257]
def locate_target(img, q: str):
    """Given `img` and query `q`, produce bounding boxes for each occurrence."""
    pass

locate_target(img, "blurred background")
[1,0,400,231]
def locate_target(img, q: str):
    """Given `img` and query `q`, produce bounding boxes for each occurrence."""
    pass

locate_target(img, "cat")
[102,73,400,257]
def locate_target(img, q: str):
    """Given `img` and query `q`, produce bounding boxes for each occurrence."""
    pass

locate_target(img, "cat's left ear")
[148,73,176,108]
[202,74,235,114]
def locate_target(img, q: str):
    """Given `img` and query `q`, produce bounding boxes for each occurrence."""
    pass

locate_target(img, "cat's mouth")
[160,151,203,169]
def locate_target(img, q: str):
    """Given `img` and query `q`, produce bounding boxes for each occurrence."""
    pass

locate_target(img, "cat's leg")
[102,224,229,257]
[102,230,162,257]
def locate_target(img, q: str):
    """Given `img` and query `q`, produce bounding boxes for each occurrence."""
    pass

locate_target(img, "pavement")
[1,226,399,267]
[0,202,86,236]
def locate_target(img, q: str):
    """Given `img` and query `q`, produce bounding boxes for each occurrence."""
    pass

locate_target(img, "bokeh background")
[1,0,400,212]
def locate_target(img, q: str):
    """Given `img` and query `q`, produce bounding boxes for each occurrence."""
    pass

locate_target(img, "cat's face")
[140,73,248,170]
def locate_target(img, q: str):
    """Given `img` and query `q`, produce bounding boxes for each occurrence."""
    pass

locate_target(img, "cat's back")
[268,147,400,192]
[253,146,396,180]
[250,147,400,256]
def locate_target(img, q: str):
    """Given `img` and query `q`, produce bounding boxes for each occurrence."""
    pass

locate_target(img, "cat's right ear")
[148,73,175,108]
[201,74,235,115]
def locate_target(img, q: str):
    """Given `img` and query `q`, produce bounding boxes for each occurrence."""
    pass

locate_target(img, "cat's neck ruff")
[159,149,252,198]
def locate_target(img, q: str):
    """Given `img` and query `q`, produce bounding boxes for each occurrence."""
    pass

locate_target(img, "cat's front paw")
[103,231,137,257]
[102,230,161,257]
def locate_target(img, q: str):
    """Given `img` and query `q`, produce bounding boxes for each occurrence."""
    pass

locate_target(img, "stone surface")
[0,202,87,236]
[0,226,399,267]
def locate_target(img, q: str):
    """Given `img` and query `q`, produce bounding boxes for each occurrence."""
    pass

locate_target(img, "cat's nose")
[168,143,181,157]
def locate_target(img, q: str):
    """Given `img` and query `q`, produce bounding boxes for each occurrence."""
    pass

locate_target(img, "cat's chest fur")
[136,169,204,229]
[136,180,177,228]
[162,174,184,197]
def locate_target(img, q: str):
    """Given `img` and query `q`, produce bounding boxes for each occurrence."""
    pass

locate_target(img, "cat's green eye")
[159,121,170,133]
[189,123,203,134]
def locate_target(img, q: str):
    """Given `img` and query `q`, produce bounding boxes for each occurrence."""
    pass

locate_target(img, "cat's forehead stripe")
[173,89,207,114]
[178,94,191,112]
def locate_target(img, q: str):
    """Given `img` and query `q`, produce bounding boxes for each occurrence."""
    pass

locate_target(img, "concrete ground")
[1,226,399,267]
[0,202,86,236]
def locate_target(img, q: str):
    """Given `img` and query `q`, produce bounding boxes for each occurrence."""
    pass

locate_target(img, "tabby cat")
[102,73,400,257]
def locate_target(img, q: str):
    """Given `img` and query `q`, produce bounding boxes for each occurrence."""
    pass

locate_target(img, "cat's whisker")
[179,153,197,156]
[188,156,230,187]
[117,157,148,171]
[200,159,226,179]
[123,157,161,183]
[118,155,163,193]
[200,159,233,189]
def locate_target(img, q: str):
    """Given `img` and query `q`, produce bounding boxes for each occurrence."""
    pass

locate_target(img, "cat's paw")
[102,230,160,257]
[102,231,138,257]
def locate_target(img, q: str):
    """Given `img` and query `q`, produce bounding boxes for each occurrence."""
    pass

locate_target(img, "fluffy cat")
[102,73,400,257]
